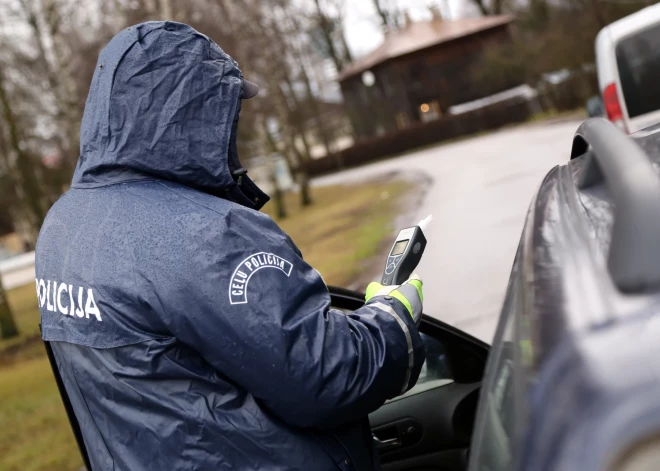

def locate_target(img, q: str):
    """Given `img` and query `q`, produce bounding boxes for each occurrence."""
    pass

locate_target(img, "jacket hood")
[72,21,269,210]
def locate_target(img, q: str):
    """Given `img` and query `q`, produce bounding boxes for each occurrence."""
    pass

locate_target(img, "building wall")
[340,25,515,140]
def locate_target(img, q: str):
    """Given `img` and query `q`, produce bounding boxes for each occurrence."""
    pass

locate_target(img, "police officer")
[36,21,425,471]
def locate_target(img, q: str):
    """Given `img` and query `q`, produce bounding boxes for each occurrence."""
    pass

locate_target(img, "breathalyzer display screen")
[391,240,409,256]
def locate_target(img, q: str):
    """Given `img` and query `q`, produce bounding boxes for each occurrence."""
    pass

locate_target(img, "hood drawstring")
[232,168,248,187]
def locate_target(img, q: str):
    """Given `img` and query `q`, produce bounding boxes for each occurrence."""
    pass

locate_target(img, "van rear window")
[616,24,660,119]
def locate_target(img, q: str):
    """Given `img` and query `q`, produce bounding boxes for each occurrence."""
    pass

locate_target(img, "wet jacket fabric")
[36,21,425,471]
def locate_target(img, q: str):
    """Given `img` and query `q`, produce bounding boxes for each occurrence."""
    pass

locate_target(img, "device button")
[385,263,396,275]
[413,243,421,254]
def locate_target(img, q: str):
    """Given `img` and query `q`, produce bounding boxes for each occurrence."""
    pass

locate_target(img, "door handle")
[372,419,422,453]
[372,435,402,453]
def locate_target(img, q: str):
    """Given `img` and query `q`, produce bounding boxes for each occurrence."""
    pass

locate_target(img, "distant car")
[595,3,660,132]
[586,95,604,118]
[47,119,660,471]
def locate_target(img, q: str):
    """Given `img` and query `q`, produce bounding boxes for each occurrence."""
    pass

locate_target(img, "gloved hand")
[365,274,423,326]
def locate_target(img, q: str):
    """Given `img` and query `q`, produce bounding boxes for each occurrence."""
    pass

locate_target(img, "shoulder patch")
[229,252,293,305]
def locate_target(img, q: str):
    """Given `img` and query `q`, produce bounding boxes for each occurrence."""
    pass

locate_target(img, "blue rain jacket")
[36,21,425,471]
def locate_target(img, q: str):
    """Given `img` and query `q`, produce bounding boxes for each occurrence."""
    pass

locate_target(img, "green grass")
[0,285,80,471]
[0,180,409,471]
[2,283,41,349]
[0,357,83,471]
[263,180,407,286]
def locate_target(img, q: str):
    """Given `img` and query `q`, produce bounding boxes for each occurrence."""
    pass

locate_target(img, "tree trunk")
[260,117,287,219]
[21,0,81,171]
[339,24,353,65]
[471,0,490,16]
[243,2,314,207]
[278,74,315,208]
[313,0,344,73]
[298,65,333,158]
[299,171,313,207]
[372,0,391,30]
[0,280,19,340]
[270,173,287,218]
[0,73,47,229]
[285,131,313,207]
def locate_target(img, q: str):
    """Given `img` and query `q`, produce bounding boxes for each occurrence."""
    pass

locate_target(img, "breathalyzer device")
[381,215,432,286]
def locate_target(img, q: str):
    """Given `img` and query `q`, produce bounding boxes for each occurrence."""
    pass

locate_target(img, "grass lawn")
[263,180,407,287]
[0,179,408,471]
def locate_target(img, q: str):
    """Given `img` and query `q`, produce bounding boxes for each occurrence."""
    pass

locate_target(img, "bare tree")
[0,0,360,235]
[311,0,352,73]
[469,0,515,15]
[372,0,399,31]
[0,70,49,247]
[222,0,323,206]
[260,116,288,220]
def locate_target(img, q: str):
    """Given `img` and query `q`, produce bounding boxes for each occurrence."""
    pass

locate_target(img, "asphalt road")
[316,119,582,343]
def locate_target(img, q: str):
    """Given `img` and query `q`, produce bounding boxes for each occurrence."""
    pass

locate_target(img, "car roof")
[595,3,660,90]
[597,3,660,44]
[519,119,660,471]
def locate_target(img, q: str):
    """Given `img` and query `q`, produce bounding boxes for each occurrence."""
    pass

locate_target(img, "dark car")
[46,118,660,471]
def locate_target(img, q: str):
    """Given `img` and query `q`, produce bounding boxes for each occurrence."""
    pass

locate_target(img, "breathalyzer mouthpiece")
[417,214,433,233]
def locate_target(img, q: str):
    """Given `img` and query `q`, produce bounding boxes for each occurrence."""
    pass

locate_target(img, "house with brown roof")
[338,13,516,139]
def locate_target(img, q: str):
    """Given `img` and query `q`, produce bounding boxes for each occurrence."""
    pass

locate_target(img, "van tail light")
[603,83,624,125]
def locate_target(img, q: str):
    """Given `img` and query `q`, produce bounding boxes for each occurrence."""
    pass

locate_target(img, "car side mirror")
[586,96,605,117]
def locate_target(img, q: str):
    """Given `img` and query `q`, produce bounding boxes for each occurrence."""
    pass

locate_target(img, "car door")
[329,287,490,471]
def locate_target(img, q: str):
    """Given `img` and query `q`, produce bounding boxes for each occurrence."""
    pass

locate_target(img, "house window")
[419,100,442,122]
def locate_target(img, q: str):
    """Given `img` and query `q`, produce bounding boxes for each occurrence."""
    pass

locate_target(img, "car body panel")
[470,120,660,471]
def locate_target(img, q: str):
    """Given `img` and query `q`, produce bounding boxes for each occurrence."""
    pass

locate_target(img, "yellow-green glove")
[365,274,423,326]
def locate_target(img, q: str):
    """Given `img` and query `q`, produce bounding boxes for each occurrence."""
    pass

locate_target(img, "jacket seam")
[156,181,244,217]
[43,336,172,350]
[70,178,161,190]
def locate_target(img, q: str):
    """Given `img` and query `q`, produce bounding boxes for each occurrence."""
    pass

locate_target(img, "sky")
[344,0,478,57]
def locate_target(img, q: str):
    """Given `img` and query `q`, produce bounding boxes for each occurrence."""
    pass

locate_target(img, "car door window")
[334,304,454,399]
[470,261,521,471]
[479,316,515,470]
[389,333,454,402]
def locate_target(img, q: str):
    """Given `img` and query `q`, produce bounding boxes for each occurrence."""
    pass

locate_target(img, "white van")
[595,3,660,133]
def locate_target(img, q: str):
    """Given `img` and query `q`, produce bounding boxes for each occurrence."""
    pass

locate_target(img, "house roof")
[337,15,515,81]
